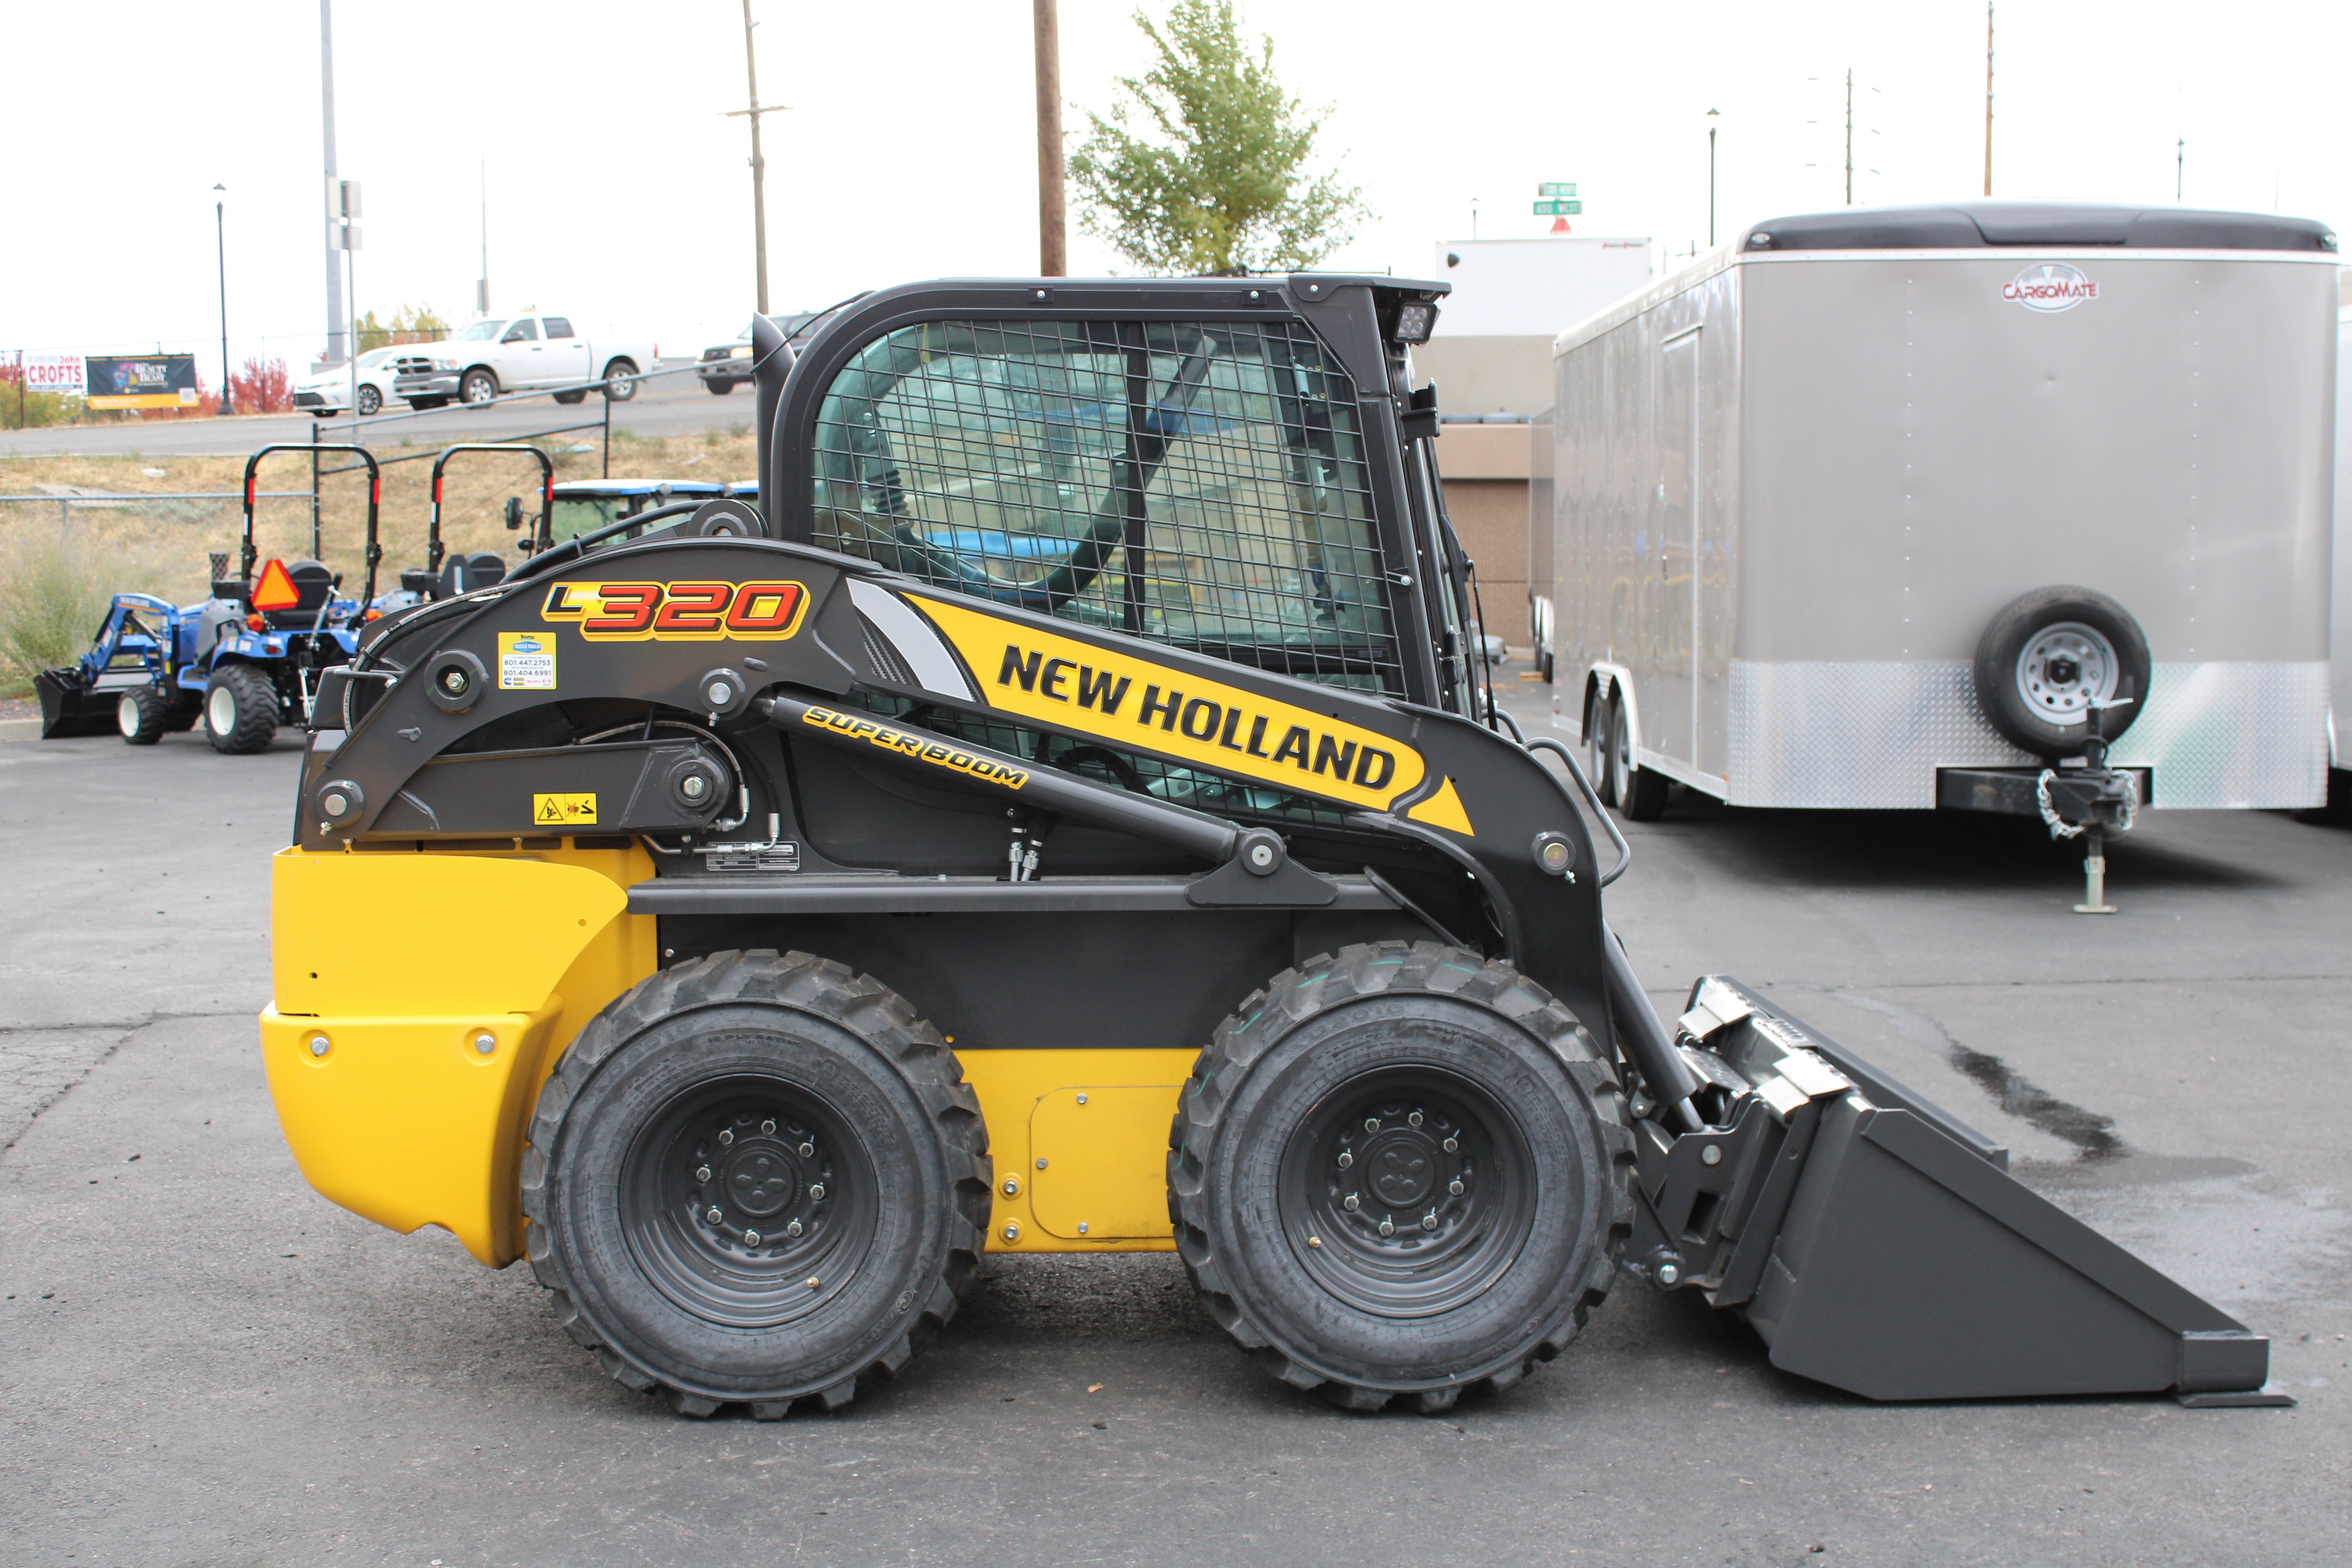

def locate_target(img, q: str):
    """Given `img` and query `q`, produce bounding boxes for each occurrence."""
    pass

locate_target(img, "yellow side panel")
[959,1049,1196,1253]
[1405,775,1477,836]
[262,843,659,1267]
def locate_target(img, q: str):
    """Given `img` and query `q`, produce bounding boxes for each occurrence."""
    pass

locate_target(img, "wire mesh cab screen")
[808,317,1403,693]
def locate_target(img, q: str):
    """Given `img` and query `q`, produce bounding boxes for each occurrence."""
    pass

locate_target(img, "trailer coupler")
[1623,976,2290,1405]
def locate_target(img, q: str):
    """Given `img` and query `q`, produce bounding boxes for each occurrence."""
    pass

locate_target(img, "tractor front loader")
[259,278,2286,1417]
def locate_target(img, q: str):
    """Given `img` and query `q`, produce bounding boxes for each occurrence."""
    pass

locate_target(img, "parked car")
[696,311,822,393]
[390,313,658,410]
[291,347,399,416]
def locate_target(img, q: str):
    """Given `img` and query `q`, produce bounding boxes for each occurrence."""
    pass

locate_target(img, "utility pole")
[1844,69,1854,205]
[214,185,234,417]
[2176,138,2185,202]
[725,0,785,315]
[1033,0,1067,276]
[477,159,489,316]
[1707,109,1720,246]
[1983,3,1994,197]
[320,0,345,365]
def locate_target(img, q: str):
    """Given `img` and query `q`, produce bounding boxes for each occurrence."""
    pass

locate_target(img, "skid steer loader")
[259,277,2287,1417]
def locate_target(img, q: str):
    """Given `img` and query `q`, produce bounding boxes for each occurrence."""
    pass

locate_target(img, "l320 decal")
[540,580,809,641]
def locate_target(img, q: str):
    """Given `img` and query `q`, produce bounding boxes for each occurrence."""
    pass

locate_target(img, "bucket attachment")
[33,666,115,738]
[1626,978,2290,1405]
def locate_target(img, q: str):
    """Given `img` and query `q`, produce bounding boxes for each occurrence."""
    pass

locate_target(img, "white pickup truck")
[390,313,659,409]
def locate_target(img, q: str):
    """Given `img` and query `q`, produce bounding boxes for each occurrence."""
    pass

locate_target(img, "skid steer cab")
[258,277,2288,1420]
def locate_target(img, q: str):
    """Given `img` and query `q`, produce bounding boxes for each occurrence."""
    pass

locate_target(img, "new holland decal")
[539,579,808,642]
[800,705,1031,790]
[904,594,1429,815]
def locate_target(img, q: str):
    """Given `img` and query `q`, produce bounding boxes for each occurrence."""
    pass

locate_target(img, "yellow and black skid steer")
[260,277,2287,1416]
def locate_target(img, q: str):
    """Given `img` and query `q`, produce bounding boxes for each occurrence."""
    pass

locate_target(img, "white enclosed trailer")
[2333,301,2352,802]
[1543,201,2339,819]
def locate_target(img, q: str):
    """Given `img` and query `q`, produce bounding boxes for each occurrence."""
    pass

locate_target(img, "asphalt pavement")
[2,670,2348,1567]
[0,363,755,461]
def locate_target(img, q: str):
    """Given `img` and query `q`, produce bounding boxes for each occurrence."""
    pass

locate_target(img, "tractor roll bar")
[428,444,556,574]
[243,443,382,604]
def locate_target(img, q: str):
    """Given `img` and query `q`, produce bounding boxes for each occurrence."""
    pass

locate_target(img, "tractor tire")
[600,359,640,401]
[1972,586,2150,759]
[1609,694,1669,821]
[521,950,990,1419]
[203,664,279,754]
[116,686,171,745]
[460,368,499,406]
[1168,942,1634,1413]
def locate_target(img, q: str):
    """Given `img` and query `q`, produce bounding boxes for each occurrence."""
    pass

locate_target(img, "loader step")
[626,872,1402,916]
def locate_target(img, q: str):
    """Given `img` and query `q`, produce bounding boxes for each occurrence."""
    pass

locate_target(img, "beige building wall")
[1427,423,1537,646]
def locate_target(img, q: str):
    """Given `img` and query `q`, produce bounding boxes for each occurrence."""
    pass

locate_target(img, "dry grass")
[0,428,762,618]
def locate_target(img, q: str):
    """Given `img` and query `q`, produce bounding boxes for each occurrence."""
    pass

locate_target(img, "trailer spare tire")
[1168,942,1633,1412]
[1972,586,2150,758]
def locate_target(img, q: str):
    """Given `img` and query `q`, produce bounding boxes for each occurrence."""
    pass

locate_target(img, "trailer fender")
[1585,664,1636,750]
[258,842,658,1265]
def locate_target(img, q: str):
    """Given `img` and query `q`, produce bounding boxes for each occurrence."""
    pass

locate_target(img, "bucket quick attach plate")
[1631,978,2291,1405]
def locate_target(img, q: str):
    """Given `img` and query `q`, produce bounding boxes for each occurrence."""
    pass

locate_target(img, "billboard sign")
[86,354,200,410]
[24,354,86,396]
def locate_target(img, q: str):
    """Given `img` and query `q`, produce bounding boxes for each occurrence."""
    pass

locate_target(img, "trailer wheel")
[1973,586,2150,758]
[521,950,990,1419]
[203,665,278,754]
[116,686,170,745]
[1168,942,1633,1413]
[1586,688,1616,808]
[1609,695,1670,821]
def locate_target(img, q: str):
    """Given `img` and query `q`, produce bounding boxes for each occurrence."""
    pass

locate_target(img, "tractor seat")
[435,552,507,600]
[399,568,437,597]
[263,559,338,628]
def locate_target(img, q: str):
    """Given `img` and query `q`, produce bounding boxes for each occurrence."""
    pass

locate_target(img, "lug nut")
[695,1165,712,1183]
[1442,1136,1459,1153]
[473,1032,496,1056]
[1421,1212,1438,1230]
[1408,1110,1423,1127]
[1336,1151,1353,1169]
[717,1129,734,1147]
[744,1230,760,1246]
[1701,1144,1723,1167]
[800,1142,815,1158]
[705,1207,722,1224]
[760,1119,776,1135]
[1363,1117,1380,1133]
[1377,1217,1394,1236]
[1448,1178,1464,1196]
[1343,1194,1360,1211]
[785,1219,803,1238]
[809,1183,825,1200]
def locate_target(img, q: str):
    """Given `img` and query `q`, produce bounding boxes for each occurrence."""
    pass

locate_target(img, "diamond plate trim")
[1725,660,2328,809]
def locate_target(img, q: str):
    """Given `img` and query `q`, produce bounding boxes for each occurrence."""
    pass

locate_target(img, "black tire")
[707,379,737,395]
[356,384,382,416]
[1168,942,1634,1413]
[521,950,990,1418]
[552,389,588,405]
[116,686,170,746]
[1610,693,1669,821]
[203,664,278,754]
[1539,647,1555,684]
[1586,687,1616,808]
[1972,586,2151,759]
[600,359,639,401]
[459,368,499,406]
[407,396,450,411]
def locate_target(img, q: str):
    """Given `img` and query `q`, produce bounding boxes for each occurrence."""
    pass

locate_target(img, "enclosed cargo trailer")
[1545,202,2339,816]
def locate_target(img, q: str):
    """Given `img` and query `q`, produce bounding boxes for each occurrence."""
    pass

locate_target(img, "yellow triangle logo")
[1405,776,1475,837]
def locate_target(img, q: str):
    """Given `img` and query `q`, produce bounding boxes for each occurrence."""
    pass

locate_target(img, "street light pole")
[1706,109,1720,247]
[1033,0,1067,276]
[729,0,780,315]
[214,185,234,417]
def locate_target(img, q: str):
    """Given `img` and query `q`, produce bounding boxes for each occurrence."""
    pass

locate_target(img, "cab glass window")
[547,496,629,544]
[542,316,575,339]
[502,318,539,344]
[809,317,1399,691]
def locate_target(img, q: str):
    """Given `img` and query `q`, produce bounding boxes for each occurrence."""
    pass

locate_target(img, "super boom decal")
[905,594,1428,814]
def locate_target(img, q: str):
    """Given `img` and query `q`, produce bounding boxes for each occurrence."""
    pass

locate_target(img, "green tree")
[354,303,452,353]
[1069,0,1366,277]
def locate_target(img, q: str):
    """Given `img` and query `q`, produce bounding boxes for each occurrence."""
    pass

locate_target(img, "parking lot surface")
[2,673,2347,1567]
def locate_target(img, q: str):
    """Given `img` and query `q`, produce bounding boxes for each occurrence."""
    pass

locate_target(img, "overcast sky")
[5,0,2345,372]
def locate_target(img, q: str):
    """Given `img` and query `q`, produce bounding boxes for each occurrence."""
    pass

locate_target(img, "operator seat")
[435,552,507,600]
[263,559,338,628]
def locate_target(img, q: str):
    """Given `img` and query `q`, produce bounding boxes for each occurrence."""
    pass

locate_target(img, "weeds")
[0,536,107,693]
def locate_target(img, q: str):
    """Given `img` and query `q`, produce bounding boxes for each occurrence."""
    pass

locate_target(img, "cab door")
[497,315,544,385]
[539,316,592,389]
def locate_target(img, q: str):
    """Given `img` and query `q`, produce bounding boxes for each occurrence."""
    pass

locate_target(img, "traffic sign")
[1533,200,1582,216]
[1537,182,1577,198]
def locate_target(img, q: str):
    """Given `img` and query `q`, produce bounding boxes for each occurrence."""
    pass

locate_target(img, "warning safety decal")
[532,793,598,826]
[903,594,1427,814]
[539,579,808,642]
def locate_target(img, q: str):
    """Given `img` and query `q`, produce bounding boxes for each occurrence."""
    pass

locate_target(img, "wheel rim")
[607,372,633,399]
[1609,702,1633,802]
[207,684,236,736]
[117,694,142,736]
[1277,1067,1538,1318]
[464,374,493,403]
[359,386,380,414]
[618,1072,880,1330]
[2013,621,2118,725]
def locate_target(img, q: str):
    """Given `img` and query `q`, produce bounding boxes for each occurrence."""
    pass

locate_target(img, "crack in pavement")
[0,1009,254,1156]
